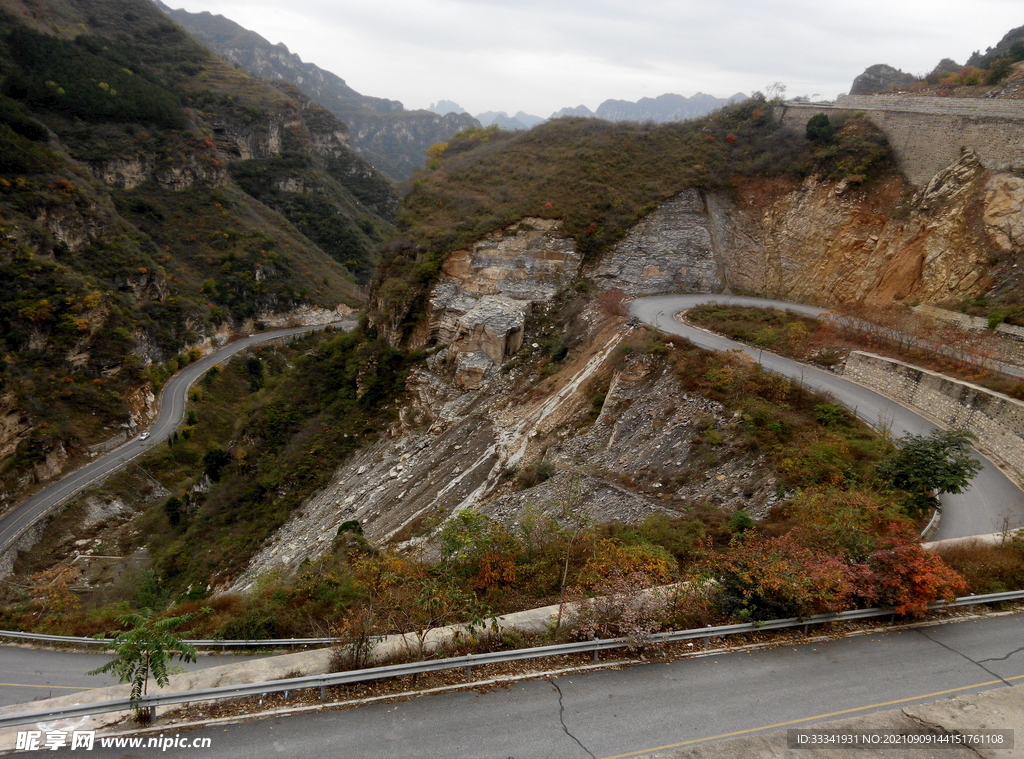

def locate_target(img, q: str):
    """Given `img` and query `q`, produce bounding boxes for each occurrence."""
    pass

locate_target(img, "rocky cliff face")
[597,149,1019,309]
[229,320,779,591]
[596,190,727,294]
[160,3,479,180]
[412,218,581,389]
[749,149,1017,306]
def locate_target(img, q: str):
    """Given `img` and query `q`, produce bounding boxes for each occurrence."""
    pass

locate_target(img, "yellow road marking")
[0,683,97,690]
[599,674,1024,759]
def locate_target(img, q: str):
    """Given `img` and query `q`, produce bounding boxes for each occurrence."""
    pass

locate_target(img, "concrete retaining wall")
[844,351,1024,485]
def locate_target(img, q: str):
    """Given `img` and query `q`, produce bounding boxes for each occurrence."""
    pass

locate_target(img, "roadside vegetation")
[937,535,1024,595]
[0,325,422,635]
[686,304,1024,400]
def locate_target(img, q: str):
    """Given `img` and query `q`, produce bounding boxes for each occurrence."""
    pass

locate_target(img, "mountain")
[513,111,546,128]
[435,94,744,132]
[850,64,920,94]
[551,104,596,119]
[427,100,468,116]
[595,92,748,121]
[0,0,397,500]
[476,111,528,130]
[156,4,479,180]
[853,25,1024,95]
[548,93,747,123]
[6,14,1024,640]
[476,110,546,130]
[967,24,1024,68]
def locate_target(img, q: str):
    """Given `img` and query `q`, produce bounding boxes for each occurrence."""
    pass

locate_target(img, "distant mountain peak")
[548,92,748,124]
[428,100,467,116]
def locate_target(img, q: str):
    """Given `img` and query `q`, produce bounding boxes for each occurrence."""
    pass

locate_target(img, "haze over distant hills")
[156,2,479,180]
[430,91,749,130]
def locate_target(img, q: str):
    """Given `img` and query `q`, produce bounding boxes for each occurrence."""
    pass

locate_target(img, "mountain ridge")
[0,0,396,503]
[157,2,479,180]
[432,91,749,131]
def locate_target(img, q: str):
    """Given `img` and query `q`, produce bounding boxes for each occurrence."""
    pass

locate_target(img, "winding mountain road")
[0,321,354,560]
[4,293,1020,561]
[5,298,1024,757]
[629,294,1024,541]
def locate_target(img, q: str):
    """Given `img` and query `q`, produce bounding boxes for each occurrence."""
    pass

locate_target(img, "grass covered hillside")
[0,0,397,500]
[370,101,895,341]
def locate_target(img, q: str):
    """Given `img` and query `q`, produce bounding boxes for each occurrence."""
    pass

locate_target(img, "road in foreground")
[0,322,354,558]
[0,648,265,708]
[41,613,1024,758]
[630,294,1024,541]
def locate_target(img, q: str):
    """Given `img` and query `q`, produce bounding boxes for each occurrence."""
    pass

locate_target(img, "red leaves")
[713,533,854,620]
[866,542,968,616]
[712,488,968,619]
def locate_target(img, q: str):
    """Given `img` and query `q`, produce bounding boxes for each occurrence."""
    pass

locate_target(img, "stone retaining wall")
[777,96,1024,186]
[914,304,1024,341]
[844,351,1024,485]
[835,94,1024,118]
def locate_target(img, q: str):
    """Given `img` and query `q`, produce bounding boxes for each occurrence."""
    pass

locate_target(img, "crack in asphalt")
[550,679,595,759]
[903,712,984,758]
[977,644,1024,665]
[915,629,1014,687]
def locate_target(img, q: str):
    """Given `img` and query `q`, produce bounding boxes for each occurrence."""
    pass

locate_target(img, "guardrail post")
[593,649,599,664]
[149,706,156,723]
[465,665,472,682]
[320,686,327,702]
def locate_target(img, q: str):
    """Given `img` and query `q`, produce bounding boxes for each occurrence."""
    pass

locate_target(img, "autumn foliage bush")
[711,533,854,620]
[598,287,629,317]
[738,488,968,618]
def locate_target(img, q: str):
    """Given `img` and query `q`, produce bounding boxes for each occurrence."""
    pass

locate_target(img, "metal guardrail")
[2,590,1022,730]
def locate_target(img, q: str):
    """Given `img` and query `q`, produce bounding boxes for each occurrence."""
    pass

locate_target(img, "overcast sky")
[166,0,1022,117]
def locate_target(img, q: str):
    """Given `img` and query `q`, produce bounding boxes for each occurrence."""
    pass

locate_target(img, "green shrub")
[805,113,834,143]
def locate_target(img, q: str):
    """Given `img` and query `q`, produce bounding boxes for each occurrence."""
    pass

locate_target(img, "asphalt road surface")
[630,294,1024,541]
[0,648,262,708]
[42,613,1024,758]
[0,321,355,558]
